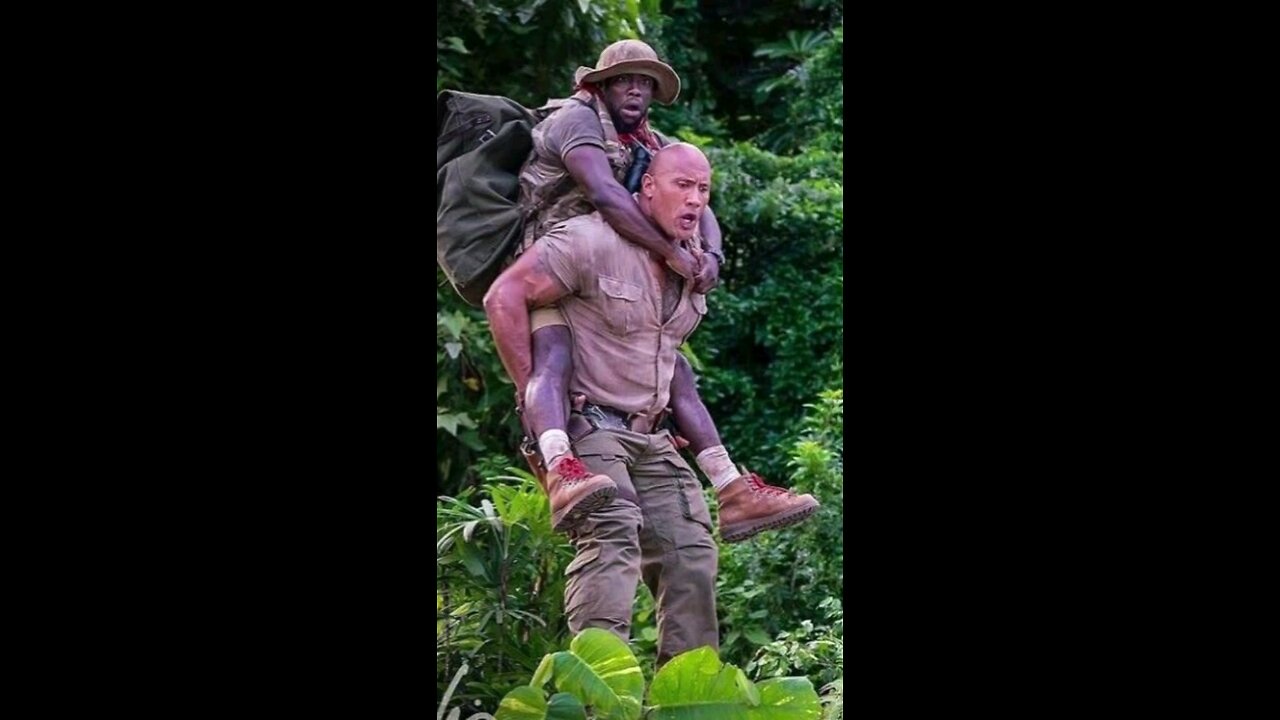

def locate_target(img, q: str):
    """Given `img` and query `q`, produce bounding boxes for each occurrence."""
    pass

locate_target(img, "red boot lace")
[744,472,792,496]
[555,456,593,482]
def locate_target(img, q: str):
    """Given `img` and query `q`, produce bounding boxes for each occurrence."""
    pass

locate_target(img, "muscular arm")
[694,206,723,293]
[699,206,722,256]
[669,353,722,454]
[564,144,697,279]
[482,244,573,397]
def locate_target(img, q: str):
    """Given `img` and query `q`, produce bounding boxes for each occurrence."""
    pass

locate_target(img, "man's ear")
[641,172,655,197]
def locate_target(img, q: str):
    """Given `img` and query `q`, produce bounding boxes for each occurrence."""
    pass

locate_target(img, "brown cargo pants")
[563,427,719,666]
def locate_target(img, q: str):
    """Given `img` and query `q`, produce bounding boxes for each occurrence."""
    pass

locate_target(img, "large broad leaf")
[497,687,546,720]
[648,646,753,720]
[495,687,586,720]
[753,678,821,720]
[545,628,643,720]
[648,647,820,720]
[546,693,587,720]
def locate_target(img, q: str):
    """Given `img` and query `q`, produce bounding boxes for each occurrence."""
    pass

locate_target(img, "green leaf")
[737,671,761,707]
[577,0,591,14]
[437,411,458,436]
[547,693,588,720]
[549,628,644,720]
[649,647,751,719]
[455,542,488,579]
[446,342,463,359]
[495,689,586,720]
[497,686,547,720]
[440,313,464,339]
[517,0,550,24]
[820,678,842,720]
[444,36,470,54]
[532,653,556,687]
[679,342,705,371]
[647,665,820,720]
[436,411,476,437]
[754,677,821,720]
[746,628,772,645]
[459,429,486,451]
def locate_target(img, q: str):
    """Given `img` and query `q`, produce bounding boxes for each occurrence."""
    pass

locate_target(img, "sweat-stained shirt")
[517,93,669,251]
[537,211,707,420]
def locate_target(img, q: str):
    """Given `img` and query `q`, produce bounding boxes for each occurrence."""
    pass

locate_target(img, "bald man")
[485,144,817,665]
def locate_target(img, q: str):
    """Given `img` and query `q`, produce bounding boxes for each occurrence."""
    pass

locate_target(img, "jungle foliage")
[437,0,843,711]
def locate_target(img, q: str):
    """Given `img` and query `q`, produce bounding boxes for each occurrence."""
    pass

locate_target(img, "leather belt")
[581,403,664,434]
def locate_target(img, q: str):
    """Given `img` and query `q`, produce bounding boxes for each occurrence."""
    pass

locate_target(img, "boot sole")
[721,497,820,544]
[551,484,617,533]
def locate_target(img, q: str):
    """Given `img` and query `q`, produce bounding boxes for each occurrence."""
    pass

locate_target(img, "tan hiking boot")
[546,456,617,532]
[717,469,820,543]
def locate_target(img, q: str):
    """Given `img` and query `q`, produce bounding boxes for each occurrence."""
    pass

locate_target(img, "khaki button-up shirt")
[538,212,708,418]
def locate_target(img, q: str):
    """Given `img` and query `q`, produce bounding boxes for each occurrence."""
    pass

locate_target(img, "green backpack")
[436,90,550,307]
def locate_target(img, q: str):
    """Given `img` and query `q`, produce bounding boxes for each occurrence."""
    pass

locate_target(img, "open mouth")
[677,212,699,232]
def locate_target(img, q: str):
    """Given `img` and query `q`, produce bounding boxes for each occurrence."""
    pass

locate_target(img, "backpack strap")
[437,112,492,145]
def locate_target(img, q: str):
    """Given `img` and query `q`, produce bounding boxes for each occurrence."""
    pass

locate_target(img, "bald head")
[648,142,711,178]
[640,142,712,242]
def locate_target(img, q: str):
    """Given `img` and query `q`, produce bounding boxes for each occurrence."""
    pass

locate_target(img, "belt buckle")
[584,404,616,430]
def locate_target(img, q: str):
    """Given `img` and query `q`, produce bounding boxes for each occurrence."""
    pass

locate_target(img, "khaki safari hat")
[574,39,681,105]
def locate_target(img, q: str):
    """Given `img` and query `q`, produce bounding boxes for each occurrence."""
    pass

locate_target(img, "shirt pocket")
[598,275,643,336]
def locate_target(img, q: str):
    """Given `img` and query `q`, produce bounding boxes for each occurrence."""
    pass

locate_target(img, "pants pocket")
[664,461,714,541]
[564,545,601,578]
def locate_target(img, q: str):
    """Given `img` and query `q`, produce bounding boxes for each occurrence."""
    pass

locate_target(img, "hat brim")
[574,59,681,105]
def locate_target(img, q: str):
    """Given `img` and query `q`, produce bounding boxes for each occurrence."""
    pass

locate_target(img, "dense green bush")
[436,0,665,106]
[690,145,843,485]
[437,4,844,707]
[436,277,524,496]
[437,388,842,708]
[754,24,844,154]
[748,597,842,685]
[437,472,575,703]
[714,389,843,666]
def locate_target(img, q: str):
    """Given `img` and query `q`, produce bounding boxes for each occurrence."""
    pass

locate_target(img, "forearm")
[670,354,722,453]
[699,206,722,255]
[483,283,535,397]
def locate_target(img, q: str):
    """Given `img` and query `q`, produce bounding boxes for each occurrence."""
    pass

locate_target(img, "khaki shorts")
[530,305,567,331]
